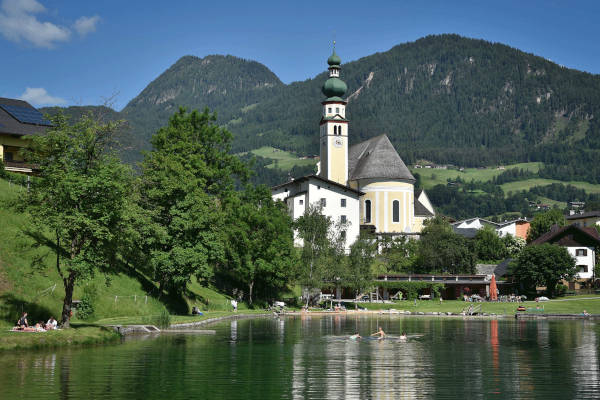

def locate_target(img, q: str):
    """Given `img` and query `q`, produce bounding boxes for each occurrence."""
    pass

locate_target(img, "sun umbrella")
[490,274,498,301]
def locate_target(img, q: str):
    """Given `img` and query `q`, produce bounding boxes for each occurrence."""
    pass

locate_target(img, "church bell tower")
[319,45,348,185]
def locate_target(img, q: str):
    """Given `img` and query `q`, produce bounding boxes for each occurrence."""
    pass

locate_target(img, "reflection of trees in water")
[574,321,599,397]
[291,315,432,399]
[1,318,600,399]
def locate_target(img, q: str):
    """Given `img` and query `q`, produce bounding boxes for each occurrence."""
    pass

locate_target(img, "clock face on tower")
[334,137,343,148]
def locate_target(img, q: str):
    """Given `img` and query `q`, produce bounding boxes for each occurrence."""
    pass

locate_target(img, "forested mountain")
[43,35,600,182]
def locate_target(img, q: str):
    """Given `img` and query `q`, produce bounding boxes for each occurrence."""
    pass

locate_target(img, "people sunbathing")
[11,313,59,332]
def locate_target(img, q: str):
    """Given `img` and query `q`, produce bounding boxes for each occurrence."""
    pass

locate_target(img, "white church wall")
[307,179,360,250]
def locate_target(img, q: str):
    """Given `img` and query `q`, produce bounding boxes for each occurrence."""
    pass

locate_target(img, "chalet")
[530,224,600,286]
[0,97,50,174]
[566,211,600,229]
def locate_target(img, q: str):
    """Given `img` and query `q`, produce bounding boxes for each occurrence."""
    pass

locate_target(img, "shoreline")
[3,308,597,352]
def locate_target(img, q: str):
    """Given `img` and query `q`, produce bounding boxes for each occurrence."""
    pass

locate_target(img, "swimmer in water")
[399,332,407,341]
[371,326,386,339]
[350,332,362,340]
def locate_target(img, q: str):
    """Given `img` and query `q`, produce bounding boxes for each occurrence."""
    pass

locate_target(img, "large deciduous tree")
[344,234,377,299]
[24,113,133,327]
[511,243,576,297]
[140,108,248,292]
[221,185,296,305]
[527,209,566,242]
[294,204,346,306]
[416,217,475,274]
[474,226,507,261]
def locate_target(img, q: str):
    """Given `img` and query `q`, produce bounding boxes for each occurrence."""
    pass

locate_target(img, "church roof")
[348,134,415,182]
[414,197,434,216]
[272,174,364,196]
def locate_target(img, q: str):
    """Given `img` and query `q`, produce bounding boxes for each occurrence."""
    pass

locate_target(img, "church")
[272,49,435,248]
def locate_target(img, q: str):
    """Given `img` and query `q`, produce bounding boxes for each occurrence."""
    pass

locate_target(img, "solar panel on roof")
[0,104,52,126]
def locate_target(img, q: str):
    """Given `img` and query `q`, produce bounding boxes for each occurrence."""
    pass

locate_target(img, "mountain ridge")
[42,34,600,183]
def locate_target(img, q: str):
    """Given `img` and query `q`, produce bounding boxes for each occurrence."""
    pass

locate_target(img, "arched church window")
[365,200,372,223]
[393,200,400,223]
[333,126,337,135]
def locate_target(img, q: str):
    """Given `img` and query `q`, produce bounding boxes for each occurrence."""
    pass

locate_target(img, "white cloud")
[0,0,70,48]
[0,0,100,48]
[74,15,99,37]
[19,87,66,106]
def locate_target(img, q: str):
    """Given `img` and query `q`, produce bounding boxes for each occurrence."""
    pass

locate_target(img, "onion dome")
[322,77,347,98]
[327,50,341,66]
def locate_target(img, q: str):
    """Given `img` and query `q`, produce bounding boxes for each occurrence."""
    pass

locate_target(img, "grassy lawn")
[412,162,543,189]
[347,297,600,315]
[250,146,317,170]
[501,178,600,195]
[0,324,119,351]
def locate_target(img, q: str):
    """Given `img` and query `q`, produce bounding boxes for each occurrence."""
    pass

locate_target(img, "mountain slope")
[121,54,283,156]
[43,35,600,182]
[234,35,600,168]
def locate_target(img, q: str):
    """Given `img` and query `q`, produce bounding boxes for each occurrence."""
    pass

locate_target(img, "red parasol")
[490,274,498,301]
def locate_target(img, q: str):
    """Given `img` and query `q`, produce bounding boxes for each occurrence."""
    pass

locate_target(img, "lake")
[1,315,599,399]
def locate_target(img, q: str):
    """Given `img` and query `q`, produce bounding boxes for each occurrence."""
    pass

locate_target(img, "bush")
[152,309,171,329]
[0,159,6,179]
[76,285,98,320]
[555,284,568,297]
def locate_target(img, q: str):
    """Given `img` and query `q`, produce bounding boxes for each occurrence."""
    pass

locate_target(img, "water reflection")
[0,317,598,399]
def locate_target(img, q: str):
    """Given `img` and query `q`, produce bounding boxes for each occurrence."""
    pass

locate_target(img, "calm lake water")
[1,315,599,399]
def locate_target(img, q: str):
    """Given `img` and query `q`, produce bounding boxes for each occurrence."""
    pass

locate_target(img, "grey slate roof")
[271,174,364,196]
[0,97,48,137]
[348,134,415,182]
[452,227,480,239]
[566,211,600,220]
[414,197,434,216]
[475,264,497,275]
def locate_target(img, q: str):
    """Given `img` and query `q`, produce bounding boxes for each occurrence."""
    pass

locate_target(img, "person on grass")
[17,312,28,329]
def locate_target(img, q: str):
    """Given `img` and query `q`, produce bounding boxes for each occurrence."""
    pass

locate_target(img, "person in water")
[400,332,407,341]
[371,326,386,339]
[350,332,362,340]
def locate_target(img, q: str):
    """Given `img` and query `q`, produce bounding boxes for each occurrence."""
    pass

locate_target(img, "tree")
[344,234,377,299]
[416,217,476,274]
[294,204,345,306]
[527,209,566,242]
[23,112,133,327]
[511,243,577,297]
[474,226,506,261]
[379,235,419,273]
[139,108,247,292]
[502,234,526,257]
[221,185,296,305]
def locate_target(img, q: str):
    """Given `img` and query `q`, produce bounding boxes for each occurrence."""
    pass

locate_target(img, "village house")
[452,217,530,240]
[566,211,600,229]
[0,97,50,175]
[530,224,600,289]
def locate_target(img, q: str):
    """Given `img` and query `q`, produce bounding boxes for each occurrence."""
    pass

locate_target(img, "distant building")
[452,217,529,240]
[566,211,600,229]
[568,201,585,211]
[530,224,600,284]
[0,97,50,174]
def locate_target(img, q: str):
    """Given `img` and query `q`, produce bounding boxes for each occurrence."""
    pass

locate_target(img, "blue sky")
[1,0,599,110]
